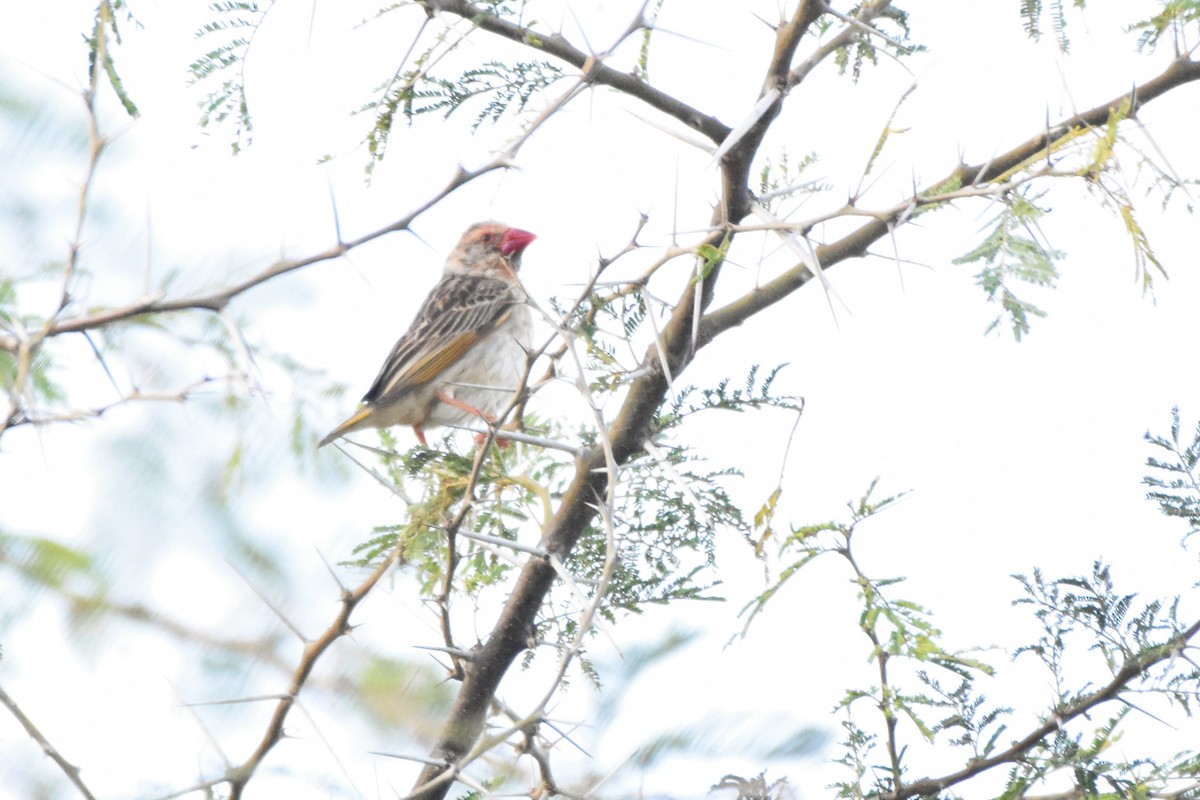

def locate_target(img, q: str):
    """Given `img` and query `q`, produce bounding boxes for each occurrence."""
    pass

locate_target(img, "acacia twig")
[884,617,1200,800]
[0,684,97,800]
[698,55,1200,344]
[0,158,506,355]
[220,542,404,799]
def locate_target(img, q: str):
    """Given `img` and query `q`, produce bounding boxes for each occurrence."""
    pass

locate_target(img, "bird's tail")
[317,406,375,448]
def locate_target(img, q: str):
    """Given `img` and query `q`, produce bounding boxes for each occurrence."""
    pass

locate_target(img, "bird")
[318,221,536,449]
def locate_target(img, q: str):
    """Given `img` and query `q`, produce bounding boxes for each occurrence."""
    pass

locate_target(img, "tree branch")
[0,161,503,354]
[713,0,831,222]
[420,0,732,145]
[885,616,1200,800]
[222,545,403,799]
[0,684,97,800]
[698,54,1200,344]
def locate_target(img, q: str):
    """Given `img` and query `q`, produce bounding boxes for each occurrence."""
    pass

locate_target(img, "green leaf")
[953,190,1061,339]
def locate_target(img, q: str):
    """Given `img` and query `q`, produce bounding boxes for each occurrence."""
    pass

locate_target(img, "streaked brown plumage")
[318,222,535,448]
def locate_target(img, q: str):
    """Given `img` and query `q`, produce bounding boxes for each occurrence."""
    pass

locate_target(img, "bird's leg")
[412,425,429,447]
[435,388,494,422]
[435,388,509,449]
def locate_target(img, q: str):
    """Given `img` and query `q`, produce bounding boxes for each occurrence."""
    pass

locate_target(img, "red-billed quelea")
[318,221,536,448]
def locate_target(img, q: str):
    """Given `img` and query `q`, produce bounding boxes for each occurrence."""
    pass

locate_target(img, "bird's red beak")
[500,227,537,256]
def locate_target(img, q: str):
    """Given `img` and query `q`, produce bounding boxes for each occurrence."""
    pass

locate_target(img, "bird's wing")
[361,273,518,405]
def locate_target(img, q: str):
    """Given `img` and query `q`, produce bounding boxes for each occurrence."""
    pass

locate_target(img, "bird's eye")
[481,232,494,244]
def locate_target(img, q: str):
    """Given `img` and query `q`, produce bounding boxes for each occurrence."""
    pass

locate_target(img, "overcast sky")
[2,1,1200,798]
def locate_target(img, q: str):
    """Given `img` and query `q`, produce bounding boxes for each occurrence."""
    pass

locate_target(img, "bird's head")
[447,221,537,280]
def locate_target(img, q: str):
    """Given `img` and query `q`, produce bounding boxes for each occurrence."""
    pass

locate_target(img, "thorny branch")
[0,3,112,439]
[698,55,1200,344]
[222,542,403,799]
[430,391,538,680]
[419,0,733,145]
[6,378,226,428]
[0,684,96,800]
[0,160,500,356]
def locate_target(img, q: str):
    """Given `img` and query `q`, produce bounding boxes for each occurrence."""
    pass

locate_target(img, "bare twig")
[148,776,231,800]
[0,4,112,439]
[0,684,97,800]
[6,378,226,429]
[220,544,405,799]
[453,526,547,557]
[227,561,308,643]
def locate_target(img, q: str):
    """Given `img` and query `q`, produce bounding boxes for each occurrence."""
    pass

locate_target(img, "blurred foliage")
[0,533,97,594]
[634,713,824,767]
[1131,0,1200,52]
[88,0,140,118]
[1019,0,1082,51]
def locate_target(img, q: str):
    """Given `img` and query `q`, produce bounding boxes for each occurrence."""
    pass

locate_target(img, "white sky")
[2,1,1200,798]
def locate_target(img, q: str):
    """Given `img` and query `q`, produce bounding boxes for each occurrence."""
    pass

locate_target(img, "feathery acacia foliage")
[363,56,563,173]
[953,191,1061,339]
[1020,0,1079,51]
[740,469,1200,800]
[1145,406,1200,539]
[188,0,268,153]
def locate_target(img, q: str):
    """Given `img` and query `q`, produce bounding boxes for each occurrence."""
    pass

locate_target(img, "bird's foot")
[435,388,508,449]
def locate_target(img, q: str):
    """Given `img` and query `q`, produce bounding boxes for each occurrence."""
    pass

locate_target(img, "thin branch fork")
[222,543,404,799]
[0,6,113,438]
[788,0,895,86]
[714,0,858,221]
[6,377,224,429]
